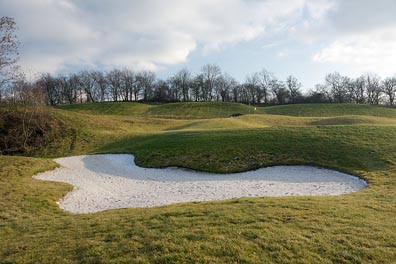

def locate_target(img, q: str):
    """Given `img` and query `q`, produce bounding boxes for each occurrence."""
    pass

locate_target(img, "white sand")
[33,154,367,214]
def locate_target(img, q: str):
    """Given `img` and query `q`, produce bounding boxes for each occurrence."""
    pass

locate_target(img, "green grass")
[57,101,255,119]
[263,103,396,118]
[57,101,151,115]
[146,102,254,119]
[2,102,396,263]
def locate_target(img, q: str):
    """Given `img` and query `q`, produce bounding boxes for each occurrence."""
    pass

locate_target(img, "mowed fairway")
[1,102,396,263]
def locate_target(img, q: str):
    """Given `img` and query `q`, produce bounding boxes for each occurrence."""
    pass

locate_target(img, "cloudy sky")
[1,0,396,89]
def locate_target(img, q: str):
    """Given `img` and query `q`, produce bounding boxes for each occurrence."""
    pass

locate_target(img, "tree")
[106,69,123,102]
[191,74,204,102]
[306,84,331,103]
[217,73,237,102]
[271,79,289,104]
[0,17,19,102]
[353,76,366,104]
[79,70,97,103]
[285,75,302,104]
[201,64,221,101]
[382,76,396,106]
[59,74,78,104]
[173,68,191,101]
[364,73,382,105]
[152,80,170,102]
[91,70,108,102]
[325,72,348,103]
[257,69,274,104]
[136,71,155,101]
[37,73,59,106]
[120,68,135,101]
[1,75,63,154]
[244,73,259,103]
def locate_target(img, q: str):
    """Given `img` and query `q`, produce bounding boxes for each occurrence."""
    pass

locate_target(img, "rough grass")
[1,102,396,263]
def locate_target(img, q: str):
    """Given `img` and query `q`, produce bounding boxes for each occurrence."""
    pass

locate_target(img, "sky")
[1,0,396,90]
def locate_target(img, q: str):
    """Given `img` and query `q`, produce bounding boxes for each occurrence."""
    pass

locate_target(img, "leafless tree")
[325,72,348,103]
[37,73,59,106]
[216,73,237,102]
[136,71,155,101]
[364,73,382,105]
[152,79,170,102]
[257,69,274,104]
[201,64,221,101]
[191,74,204,101]
[172,68,191,101]
[1,75,59,154]
[231,83,242,103]
[353,76,366,104]
[271,79,289,104]
[244,73,259,103]
[91,70,108,102]
[79,70,97,103]
[382,76,396,106]
[285,75,302,104]
[106,69,123,102]
[120,68,135,101]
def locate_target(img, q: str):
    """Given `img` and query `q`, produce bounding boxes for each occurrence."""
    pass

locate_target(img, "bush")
[0,105,64,154]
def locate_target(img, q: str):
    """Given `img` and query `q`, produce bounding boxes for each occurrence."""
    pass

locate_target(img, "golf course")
[1,102,396,263]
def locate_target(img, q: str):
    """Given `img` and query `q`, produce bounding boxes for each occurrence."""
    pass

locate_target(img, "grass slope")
[1,102,396,263]
[263,103,396,118]
[57,101,256,119]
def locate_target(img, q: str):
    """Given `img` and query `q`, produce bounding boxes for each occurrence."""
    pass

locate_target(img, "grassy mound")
[57,101,256,119]
[146,102,254,119]
[57,101,150,115]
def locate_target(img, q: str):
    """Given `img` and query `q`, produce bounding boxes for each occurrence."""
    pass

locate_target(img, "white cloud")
[313,27,396,76]
[1,0,330,74]
[305,0,337,20]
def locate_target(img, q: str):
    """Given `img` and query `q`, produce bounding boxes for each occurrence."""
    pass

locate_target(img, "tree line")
[2,66,395,106]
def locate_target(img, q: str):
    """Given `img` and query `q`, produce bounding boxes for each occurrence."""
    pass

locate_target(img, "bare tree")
[364,73,382,105]
[152,80,170,102]
[91,70,108,102]
[79,70,97,103]
[217,73,237,102]
[353,76,366,104]
[231,83,242,103]
[37,73,59,106]
[0,17,20,102]
[1,76,65,154]
[171,68,191,101]
[120,68,135,101]
[136,71,155,101]
[271,79,289,104]
[201,64,221,101]
[382,76,396,106]
[285,75,302,104]
[257,69,274,104]
[244,73,259,103]
[106,69,123,102]
[325,72,348,103]
[191,74,204,101]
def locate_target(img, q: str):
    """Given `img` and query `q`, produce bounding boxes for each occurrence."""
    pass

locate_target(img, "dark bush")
[0,105,64,154]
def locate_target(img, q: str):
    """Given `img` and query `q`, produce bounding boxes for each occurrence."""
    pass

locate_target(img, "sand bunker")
[33,154,367,214]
